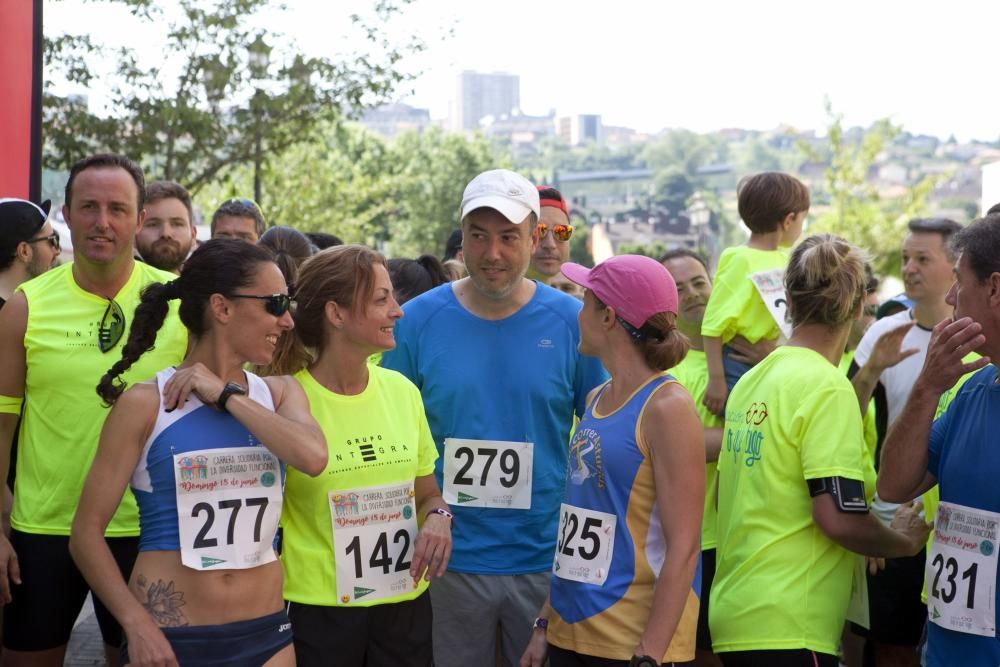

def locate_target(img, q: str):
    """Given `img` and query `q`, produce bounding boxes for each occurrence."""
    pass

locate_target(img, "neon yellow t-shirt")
[282,365,438,606]
[711,346,866,655]
[920,353,980,603]
[700,246,788,344]
[670,349,723,550]
[11,262,187,536]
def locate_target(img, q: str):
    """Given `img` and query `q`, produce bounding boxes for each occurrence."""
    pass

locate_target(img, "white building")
[453,71,520,132]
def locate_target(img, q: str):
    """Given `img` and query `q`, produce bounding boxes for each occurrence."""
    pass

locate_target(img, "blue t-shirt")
[382,282,608,574]
[926,364,1000,665]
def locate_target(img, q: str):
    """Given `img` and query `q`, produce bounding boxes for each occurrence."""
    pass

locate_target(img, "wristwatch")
[532,617,548,631]
[216,382,247,413]
[629,655,658,667]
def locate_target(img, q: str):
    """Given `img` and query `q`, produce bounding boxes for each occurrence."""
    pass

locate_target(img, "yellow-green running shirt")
[710,346,866,655]
[11,262,186,536]
[700,246,788,344]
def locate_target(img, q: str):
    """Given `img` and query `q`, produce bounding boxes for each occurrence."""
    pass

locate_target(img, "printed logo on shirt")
[278,623,292,632]
[568,427,605,488]
[333,434,413,471]
[538,338,554,349]
[725,405,764,468]
[354,586,376,600]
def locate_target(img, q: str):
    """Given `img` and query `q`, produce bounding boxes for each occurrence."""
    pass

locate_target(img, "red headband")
[537,185,569,216]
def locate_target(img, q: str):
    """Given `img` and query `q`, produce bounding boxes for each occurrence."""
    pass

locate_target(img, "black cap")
[1,198,52,259]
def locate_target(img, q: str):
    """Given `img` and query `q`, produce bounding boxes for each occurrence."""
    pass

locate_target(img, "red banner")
[0,0,43,201]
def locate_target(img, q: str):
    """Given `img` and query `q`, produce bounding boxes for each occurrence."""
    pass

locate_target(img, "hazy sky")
[46,0,1000,141]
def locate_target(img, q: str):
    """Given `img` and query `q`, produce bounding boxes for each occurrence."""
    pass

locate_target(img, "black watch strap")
[629,655,658,667]
[216,382,247,413]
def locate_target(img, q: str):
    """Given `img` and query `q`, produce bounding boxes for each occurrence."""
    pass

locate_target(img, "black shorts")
[719,649,839,667]
[287,591,433,667]
[2,529,138,651]
[696,548,716,652]
[548,644,677,667]
[850,549,926,646]
[122,609,292,667]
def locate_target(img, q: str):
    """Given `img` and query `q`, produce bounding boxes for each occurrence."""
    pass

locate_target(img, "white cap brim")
[461,196,534,225]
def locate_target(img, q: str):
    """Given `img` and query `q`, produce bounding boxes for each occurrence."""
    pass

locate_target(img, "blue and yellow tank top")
[132,369,285,570]
[548,373,700,663]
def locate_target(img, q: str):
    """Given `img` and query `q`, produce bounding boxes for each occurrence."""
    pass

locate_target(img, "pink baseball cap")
[561,255,679,328]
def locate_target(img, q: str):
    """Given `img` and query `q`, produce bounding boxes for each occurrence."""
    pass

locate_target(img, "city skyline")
[45,0,1000,143]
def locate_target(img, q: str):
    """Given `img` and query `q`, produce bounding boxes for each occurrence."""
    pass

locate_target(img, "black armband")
[807,476,868,514]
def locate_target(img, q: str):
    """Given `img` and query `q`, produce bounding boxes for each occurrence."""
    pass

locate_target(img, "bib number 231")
[442,439,532,509]
[926,501,999,637]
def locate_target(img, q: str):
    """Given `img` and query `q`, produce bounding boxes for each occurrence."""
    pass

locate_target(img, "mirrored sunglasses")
[26,232,60,251]
[98,299,126,353]
[228,293,292,316]
[537,223,574,242]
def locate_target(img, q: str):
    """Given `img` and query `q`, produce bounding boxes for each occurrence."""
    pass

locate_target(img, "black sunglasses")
[26,232,60,251]
[98,299,126,353]
[228,293,292,316]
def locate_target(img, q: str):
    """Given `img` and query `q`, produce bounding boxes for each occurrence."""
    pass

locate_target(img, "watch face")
[630,657,657,667]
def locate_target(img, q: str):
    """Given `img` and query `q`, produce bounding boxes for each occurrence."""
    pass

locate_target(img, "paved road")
[65,595,106,666]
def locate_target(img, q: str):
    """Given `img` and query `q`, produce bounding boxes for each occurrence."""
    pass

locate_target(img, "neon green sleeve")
[0,395,24,415]
[796,385,866,481]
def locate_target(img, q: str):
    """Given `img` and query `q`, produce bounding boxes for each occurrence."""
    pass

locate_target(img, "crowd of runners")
[1,153,999,667]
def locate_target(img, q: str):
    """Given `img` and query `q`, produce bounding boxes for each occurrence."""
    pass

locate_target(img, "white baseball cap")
[460,169,540,224]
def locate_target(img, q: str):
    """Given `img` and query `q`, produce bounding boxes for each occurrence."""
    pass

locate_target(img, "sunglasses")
[98,299,126,353]
[863,305,879,317]
[228,293,292,316]
[26,232,60,251]
[537,223,574,242]
[225,197,261,211]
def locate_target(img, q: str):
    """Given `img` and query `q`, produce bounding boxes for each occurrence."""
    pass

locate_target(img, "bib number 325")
[552,504,615,586]
[442,439,532,509]
[926,501,999,637]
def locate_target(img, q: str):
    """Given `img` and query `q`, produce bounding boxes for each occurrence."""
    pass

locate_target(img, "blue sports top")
[132,368,280,552]
[381,282,608,574]
[547,373,700,662]
[926,365,1000,666]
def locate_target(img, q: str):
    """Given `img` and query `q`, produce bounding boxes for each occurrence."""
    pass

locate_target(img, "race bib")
[926,501,999,637]
[331,481,419,605]
[749,268,791,339]
[174,447,282,571]
[442,438,532,509]
[552,504,616,586]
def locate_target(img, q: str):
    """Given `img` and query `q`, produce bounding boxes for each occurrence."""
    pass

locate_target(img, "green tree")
[44,0,421,201]
[389,128,505,256]
[197,123,504,256]
[801,102,941,276]
[615,241,670,259]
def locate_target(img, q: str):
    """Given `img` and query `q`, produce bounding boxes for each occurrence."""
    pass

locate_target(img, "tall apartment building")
[556,114,604,146]
[454,71,520,132]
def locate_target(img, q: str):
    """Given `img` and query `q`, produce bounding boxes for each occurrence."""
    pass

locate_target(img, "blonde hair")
[785,234,868,328]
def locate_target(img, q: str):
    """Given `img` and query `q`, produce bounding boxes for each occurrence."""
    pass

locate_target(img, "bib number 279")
[442,439,532,509]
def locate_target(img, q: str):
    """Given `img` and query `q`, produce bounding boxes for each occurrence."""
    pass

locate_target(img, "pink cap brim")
[560,262,592,289]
